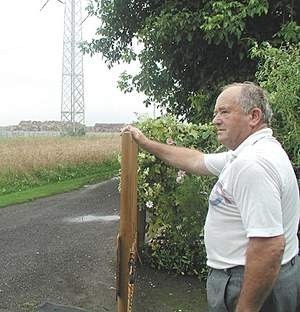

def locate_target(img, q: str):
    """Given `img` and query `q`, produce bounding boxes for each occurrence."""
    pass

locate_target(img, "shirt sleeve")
[230,158,283,238]
[204,152,231,176]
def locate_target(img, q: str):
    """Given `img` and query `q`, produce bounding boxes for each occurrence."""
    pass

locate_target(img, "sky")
[0,1,154,127]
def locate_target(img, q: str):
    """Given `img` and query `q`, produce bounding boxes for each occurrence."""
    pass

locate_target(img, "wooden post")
[117,132,138,312]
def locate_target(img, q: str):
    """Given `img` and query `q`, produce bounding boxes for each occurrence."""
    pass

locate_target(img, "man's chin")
[217,134,225,142]
[216,135,228,148]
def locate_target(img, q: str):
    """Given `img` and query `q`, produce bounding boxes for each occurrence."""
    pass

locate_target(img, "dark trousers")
[206,255,300,312]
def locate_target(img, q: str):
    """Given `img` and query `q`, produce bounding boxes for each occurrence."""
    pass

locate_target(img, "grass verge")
[0,158,120,208]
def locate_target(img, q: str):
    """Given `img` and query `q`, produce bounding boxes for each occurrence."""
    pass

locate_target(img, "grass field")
[0,133,121,207]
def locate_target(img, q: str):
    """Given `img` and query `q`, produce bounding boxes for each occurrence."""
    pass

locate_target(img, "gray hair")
[222,82,273,125]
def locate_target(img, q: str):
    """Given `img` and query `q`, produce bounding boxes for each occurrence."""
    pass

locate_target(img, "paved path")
[0,179,119,312]
[0,178,206,312]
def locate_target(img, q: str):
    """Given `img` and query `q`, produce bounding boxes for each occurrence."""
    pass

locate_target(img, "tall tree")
[82,0,299,123]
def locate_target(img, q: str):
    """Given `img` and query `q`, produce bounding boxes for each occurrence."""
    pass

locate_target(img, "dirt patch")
[133,265,207,312]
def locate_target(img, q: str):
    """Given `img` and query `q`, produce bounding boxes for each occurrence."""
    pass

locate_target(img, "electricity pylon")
[41,0,85,135]
[61,0,85,135]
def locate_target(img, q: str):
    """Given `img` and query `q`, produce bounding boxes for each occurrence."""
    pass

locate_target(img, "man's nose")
[212,113,221,125]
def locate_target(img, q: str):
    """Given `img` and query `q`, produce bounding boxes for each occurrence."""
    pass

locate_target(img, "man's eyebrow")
[214,105,228,112]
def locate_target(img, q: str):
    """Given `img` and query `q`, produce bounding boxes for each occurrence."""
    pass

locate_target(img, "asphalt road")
[0,178,206,312]
[0,178,120,312]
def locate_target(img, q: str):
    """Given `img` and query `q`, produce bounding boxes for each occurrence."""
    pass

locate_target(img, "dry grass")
[0,133,121,173]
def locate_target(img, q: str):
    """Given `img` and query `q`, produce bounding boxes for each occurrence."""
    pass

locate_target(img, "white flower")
[176,176,183,183]
[177,170,186,177]
[176,170,186,183]
[166,137,174,145]
[146,200,153,208]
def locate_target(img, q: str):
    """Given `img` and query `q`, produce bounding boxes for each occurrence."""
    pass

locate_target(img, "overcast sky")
[0,1,153,126]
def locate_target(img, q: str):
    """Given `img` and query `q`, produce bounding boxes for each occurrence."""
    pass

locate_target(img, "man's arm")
[236,235,285,312]
[121,125,212,176]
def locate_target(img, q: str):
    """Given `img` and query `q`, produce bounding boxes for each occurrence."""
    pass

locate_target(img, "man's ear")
[249,107,263,127]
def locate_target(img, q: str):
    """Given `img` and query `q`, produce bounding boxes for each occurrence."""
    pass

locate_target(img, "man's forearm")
[138,137,210,176]
[236,236,285,312]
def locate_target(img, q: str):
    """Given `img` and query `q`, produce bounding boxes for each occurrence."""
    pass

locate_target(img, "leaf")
[84,0,296,124]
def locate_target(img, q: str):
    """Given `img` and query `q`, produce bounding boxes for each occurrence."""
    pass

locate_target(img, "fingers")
[120,124,134,135]
[120,125,146,145]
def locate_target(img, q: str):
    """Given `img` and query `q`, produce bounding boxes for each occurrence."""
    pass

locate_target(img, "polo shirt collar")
[231,128,273,158]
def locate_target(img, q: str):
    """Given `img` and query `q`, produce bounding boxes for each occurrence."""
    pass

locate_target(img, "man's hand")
[121,125,148,146]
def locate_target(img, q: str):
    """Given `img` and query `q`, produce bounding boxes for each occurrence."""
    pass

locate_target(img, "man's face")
[212,87,252,150]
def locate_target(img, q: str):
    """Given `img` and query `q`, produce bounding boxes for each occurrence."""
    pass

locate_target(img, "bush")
[251,42,300,170]
[135,115,219,279]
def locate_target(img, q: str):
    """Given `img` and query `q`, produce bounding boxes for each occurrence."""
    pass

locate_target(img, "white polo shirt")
[204,128,300,269]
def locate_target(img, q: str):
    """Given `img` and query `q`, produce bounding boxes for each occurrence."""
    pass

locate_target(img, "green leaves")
[83,0,299,124]
[134,115,218,276]
[275,21,300,43]
[251,42,300,168]
[200,0,269,46]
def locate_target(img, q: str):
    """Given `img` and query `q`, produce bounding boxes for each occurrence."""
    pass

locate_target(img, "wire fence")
[0,130,61,138]
[0,130,121,138]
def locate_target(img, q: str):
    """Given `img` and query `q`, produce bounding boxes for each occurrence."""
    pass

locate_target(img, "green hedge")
[135,115,219,278]
[251,42,300,170]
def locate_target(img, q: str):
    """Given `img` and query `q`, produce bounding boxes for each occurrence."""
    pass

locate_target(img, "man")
[122,82,300,311]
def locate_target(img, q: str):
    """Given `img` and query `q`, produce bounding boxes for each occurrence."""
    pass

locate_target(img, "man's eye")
[213,110,229,117]
[221,110,228,115]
